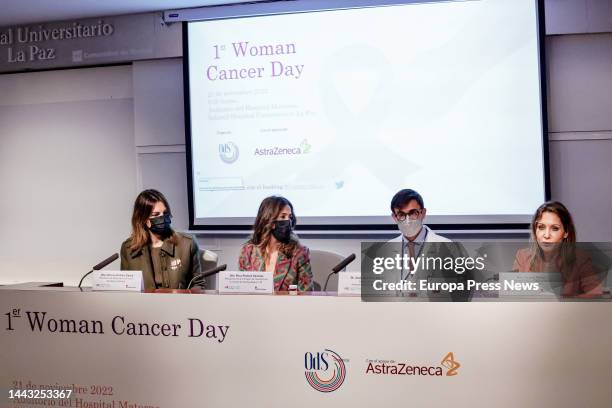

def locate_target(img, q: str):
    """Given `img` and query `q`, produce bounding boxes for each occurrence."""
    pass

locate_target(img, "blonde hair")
[528,201,576,278]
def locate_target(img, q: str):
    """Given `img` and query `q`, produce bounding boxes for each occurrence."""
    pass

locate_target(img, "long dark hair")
[529,201,576,277]
[128,189,176,251]
[250,196,298,259]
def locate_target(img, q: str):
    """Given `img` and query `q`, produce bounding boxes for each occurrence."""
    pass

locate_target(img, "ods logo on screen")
[304,349,346,393]
[219,142,239,164]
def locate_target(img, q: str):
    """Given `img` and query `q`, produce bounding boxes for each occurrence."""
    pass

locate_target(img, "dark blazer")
[120,232,202,290]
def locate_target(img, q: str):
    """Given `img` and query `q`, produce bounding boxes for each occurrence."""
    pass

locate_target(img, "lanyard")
[400,227,428,281]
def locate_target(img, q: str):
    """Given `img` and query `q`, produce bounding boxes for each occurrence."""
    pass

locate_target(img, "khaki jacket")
[120,232,202,290]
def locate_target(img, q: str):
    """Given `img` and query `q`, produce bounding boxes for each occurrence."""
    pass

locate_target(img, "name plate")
[338,272,361,296]
[218,271,274,294]
[92,271,143,292]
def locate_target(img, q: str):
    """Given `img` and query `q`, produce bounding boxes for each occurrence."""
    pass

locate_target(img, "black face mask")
[272,219,292,244]
[148,214,172,238]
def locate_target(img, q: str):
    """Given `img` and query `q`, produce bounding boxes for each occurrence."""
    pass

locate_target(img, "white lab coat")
[388,225,451,243]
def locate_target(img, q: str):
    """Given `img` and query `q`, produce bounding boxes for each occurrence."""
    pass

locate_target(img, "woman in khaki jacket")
[120,189,202,290]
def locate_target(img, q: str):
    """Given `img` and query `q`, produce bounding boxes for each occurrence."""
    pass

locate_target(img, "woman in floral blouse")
[238,196,313,292]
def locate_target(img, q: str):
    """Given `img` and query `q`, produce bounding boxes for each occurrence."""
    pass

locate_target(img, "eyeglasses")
[394,209,422,222]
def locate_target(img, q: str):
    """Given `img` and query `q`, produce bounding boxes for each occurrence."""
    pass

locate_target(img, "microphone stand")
[323,272,337,292]
[78,270,95,290]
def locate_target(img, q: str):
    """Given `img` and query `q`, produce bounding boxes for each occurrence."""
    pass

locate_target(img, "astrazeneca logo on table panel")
[365,352,461,377]
[304,349,347,393]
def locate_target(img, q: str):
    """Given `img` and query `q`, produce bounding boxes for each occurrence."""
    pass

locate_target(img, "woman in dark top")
[120,189,202,290]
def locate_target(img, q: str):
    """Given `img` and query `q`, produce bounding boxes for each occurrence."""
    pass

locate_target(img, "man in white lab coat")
[385,189,471,301]
[389,189,449,245]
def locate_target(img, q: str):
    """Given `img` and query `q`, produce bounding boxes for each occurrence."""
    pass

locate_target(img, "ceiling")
[0,0,259,27]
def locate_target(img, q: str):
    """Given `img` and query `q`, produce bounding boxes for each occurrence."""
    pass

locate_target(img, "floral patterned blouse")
[238,242,313,291]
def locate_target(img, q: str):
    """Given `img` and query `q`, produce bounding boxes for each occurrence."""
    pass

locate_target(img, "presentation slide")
[186,0,545,227]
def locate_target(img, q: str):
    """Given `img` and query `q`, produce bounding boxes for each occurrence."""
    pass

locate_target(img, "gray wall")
[0,66,137,284]
[1,1,611,285]
[546,32,612,241]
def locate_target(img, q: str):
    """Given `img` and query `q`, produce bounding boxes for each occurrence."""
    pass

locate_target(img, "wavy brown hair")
[528,201,576,278]
[128,189,176,252]
[250,196,298,260]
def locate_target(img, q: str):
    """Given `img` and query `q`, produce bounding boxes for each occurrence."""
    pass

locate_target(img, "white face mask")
[397,218,423,238]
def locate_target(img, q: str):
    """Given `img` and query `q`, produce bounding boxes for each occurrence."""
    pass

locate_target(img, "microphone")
[332,253,356,273]
[187,264,227,289]
[323,253,356,291]
[78,253,119,289]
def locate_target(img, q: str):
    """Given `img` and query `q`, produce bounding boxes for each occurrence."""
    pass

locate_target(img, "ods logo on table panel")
[304,349,346,393]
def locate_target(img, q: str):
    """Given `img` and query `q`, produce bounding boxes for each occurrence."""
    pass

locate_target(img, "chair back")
[199,249,219,289]
[309,249,345,291]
